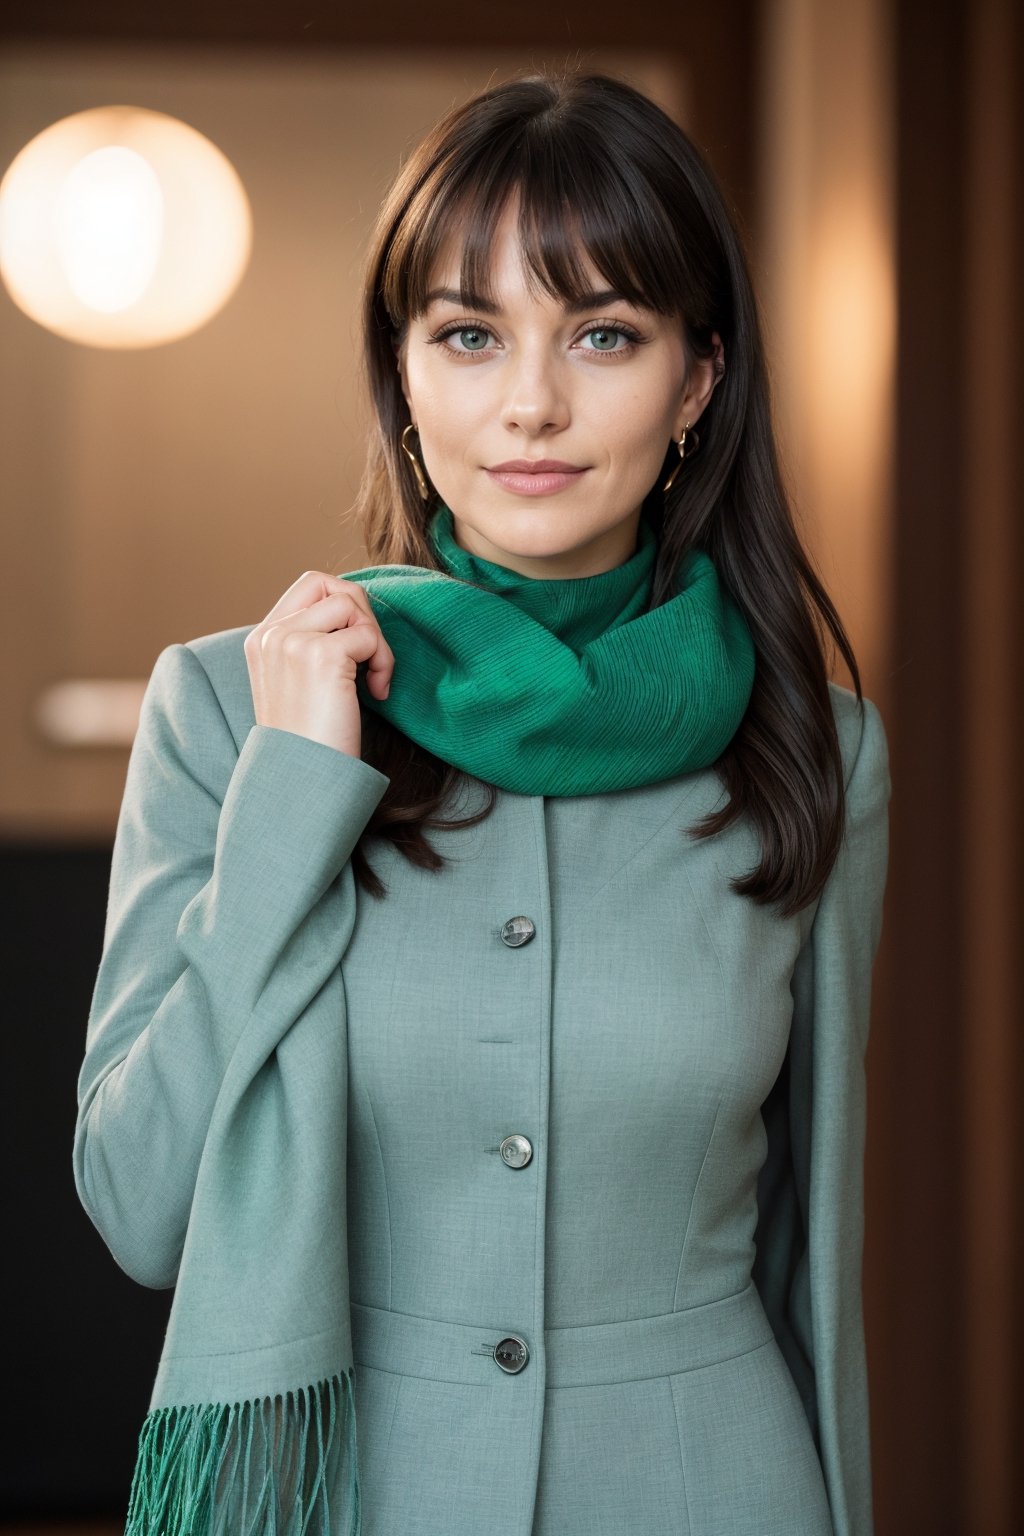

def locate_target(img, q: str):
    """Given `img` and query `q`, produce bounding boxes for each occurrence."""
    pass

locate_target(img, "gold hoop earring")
[400,422,431,502]
[661,422,700,493]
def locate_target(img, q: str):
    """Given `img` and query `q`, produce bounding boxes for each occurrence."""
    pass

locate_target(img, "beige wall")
[0,45,684,838]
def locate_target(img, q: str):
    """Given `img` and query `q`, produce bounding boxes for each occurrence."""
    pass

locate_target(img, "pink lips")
[486,459,588,496]
[488,459,585,473]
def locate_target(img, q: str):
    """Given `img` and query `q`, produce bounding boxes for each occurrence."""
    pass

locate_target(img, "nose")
[498,342,571,437]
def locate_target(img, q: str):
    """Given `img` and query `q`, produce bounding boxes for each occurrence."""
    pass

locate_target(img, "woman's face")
[395,197,722,578]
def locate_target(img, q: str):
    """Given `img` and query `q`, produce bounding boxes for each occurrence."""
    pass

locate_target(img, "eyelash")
[426,318,645,360]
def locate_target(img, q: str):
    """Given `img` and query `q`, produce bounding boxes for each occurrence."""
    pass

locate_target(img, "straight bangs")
[380,112,715,336]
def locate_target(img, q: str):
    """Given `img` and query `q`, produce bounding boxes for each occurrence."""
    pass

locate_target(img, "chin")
[475,519,597,558]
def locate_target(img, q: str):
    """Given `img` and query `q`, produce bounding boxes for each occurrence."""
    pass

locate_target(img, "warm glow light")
[34,678,148,747]
[807,193,895,486]
[0,105,252,348]
[58,146,164,313]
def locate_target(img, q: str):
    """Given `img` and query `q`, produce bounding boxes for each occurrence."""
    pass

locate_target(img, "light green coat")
[73,625,891,1535]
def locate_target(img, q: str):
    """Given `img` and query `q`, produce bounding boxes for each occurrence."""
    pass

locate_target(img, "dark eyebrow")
[422,286,645,315]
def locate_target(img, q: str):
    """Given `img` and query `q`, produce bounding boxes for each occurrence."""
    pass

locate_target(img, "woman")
[73,68,891,1536]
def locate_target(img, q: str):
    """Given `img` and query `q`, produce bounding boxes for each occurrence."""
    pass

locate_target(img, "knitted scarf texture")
[347,501,756,795]
[123,502,755,1532]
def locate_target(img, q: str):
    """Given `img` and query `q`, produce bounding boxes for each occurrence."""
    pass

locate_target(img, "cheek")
[603,388,676,467]
[406,359,482,438]
[597,351,681,433]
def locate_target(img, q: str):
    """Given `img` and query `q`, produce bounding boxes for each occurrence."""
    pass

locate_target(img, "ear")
[677,331,725,430]
[393,336,414,420]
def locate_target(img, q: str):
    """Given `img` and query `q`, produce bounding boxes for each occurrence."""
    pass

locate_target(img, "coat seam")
[672,1098,723,1312]
[364,1088,393,1310]
[669,1373,696,1535]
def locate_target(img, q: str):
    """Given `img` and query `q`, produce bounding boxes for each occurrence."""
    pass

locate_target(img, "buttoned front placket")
[487,792,553,1534]
[342,783,558,1536]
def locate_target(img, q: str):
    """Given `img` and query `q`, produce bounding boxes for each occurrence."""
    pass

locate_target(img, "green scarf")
[346,502,756,795]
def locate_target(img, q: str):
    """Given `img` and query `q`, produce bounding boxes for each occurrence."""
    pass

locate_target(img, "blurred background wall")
[0,1,1019,1532]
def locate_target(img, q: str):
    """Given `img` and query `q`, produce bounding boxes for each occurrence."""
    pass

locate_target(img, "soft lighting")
[34,679,148,747]
[0,105,252,348]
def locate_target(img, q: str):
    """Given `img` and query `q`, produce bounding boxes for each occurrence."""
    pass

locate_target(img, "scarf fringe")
[124,1365,360,1535]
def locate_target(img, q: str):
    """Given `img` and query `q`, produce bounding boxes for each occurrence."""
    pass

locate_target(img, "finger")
[259,569,362,626]
[282,619,395,694]
[249,574,397,695]
[260,592,396,675]
[259,585,383,643]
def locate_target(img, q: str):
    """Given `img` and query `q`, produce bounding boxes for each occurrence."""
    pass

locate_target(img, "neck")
[441,505,646,580]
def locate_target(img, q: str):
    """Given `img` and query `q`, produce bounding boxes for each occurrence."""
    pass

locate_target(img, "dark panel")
[1008,4,1024,1510]
[1,842,172,1519]
[883,0,969,1530]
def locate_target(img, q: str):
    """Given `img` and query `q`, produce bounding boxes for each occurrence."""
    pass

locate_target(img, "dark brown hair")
[343,65,863,919]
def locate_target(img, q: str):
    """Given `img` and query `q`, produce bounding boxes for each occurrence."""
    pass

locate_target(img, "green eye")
[457,328,489,350]
[587,328,621,351]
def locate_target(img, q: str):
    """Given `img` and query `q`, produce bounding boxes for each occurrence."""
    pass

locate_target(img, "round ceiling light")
[0,105,252,348]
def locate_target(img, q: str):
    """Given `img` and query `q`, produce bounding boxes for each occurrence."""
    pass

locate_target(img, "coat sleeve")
[752,693,891,1536]
[72,640,390,1289]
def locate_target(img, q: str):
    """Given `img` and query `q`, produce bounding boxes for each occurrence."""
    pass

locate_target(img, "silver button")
[500,915,536,947]
[500,1134,533,1169]
[494,1335,530,1374]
